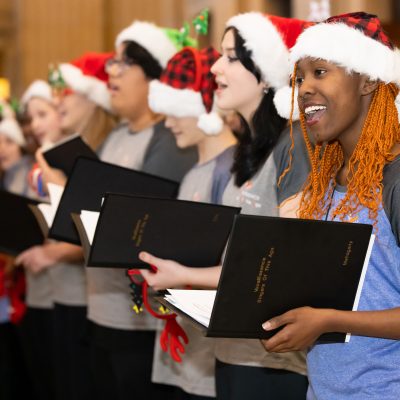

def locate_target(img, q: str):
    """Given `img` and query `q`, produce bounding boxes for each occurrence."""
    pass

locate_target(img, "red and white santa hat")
[21,80,53,107]
[148,47,224,135]
[290,12,400,119]
[58,52,113,111]
[0,118,26,147]
[115,21,180,69]
[226,13,313,119]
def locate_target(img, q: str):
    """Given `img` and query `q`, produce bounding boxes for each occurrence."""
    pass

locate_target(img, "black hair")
[122,41,163,80]
[227,27,286,187]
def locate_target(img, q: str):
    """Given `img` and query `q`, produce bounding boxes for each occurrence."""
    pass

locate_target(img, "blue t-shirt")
[307,157,400,400]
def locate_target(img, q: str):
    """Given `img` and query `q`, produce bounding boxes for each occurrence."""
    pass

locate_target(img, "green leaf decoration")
[48,64,67,90]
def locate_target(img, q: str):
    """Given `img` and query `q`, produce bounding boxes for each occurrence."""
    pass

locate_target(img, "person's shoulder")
[152,119,173,139]
[273,121,304,154]
[383,155,400,187]
[272,121,310,174]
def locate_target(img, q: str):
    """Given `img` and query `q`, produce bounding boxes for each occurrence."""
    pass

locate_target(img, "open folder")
[157,214,375,342]
[0,190,45,255]
[48,157,180,244]
[72,193,240,269]
[42,133,98,176]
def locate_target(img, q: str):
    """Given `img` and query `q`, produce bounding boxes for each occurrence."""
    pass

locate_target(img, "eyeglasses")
[105,58,133,76]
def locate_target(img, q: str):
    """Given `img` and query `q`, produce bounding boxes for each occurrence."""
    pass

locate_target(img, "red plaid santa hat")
[58,52,113,111]
[148,47,224,135]
[226,13,313,119]
[290,12,400,119]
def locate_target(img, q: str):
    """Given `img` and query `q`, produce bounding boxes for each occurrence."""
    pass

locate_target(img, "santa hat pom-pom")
[197,112,224,136]
[273,85,300,121]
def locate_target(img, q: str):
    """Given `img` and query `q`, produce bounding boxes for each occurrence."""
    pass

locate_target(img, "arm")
[138,251,221,291]
[15,242,83,274]
[278,192,302,218]
[261,306,400,353]
[35,149,67,188]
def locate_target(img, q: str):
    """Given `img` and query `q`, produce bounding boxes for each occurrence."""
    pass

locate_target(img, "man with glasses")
[87,21,197,400]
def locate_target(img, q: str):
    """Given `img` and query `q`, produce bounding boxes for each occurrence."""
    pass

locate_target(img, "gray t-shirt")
[215,123,309,375]
[48,260,87,306]
[1,156,54,309]
[87,120,197,330]
[152,146,235,397]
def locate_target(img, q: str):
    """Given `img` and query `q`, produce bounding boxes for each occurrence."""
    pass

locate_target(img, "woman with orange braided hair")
[262,12,400,399]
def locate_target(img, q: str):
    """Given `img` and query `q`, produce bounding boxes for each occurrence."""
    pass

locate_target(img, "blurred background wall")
[0,0,398,96]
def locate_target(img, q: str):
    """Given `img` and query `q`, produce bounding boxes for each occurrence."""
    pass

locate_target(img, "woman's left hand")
[261,306,333,353]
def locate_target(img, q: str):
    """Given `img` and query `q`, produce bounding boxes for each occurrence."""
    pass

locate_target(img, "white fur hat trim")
[59,63,111,111]
[273,85,300,120]
[115,21,177,68]
[0,118,26,146]
[21,80,52,107]
[149,80,223,135]
[227,12,290,89]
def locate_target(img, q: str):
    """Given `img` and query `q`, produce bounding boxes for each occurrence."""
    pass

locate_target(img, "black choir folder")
[72,193,240,269]
[42,133,98,176]
[0,190,44,255]
[48,157,180,244]
[157,214,375,342]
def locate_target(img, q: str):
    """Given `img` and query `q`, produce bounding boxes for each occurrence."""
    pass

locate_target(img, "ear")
[360,77,378,96]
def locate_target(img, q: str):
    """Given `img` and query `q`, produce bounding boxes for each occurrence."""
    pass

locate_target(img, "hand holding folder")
[158,214,375,343]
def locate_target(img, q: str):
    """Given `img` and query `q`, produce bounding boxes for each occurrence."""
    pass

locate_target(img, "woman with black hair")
[140,13,312,400]
[86,21,197,400]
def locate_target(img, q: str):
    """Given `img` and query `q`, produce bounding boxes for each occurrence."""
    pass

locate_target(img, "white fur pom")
[0,118,26,147]
[273,85,299,121]
[197,112,224,136]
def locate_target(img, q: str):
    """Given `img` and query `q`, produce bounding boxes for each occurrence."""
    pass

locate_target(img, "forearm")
[46,242,84,264]
[183,265,222,289]
[325,307,400,340]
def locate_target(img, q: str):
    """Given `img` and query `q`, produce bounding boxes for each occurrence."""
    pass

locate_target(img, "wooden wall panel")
[105,0,184,50]
[292,0,393,23]
[2,0,398,97]
[16,0,106,95]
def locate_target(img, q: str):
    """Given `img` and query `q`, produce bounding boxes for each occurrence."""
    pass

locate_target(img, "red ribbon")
[127,266,189,362]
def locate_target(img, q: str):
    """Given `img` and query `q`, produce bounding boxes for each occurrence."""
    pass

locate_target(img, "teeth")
[305,105,326,115]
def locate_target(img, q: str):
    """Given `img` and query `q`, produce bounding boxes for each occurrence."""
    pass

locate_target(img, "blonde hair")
[81,106,118,151]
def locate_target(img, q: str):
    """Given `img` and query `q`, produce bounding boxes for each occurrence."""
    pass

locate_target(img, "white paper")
[164,289,217,328]
[37,183,64,227]
[80,210,100,245]
[345,233,376,343]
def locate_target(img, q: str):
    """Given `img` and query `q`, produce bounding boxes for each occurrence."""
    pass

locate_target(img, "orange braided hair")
[286,65,400,223]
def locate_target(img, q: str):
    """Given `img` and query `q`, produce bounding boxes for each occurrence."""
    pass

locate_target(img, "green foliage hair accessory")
[164,25,198,51]
[47,63,67,91]
[193,8,209,36]
[9,98,21,115]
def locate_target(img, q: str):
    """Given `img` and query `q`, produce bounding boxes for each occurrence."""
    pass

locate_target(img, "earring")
[263,86,269,94]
